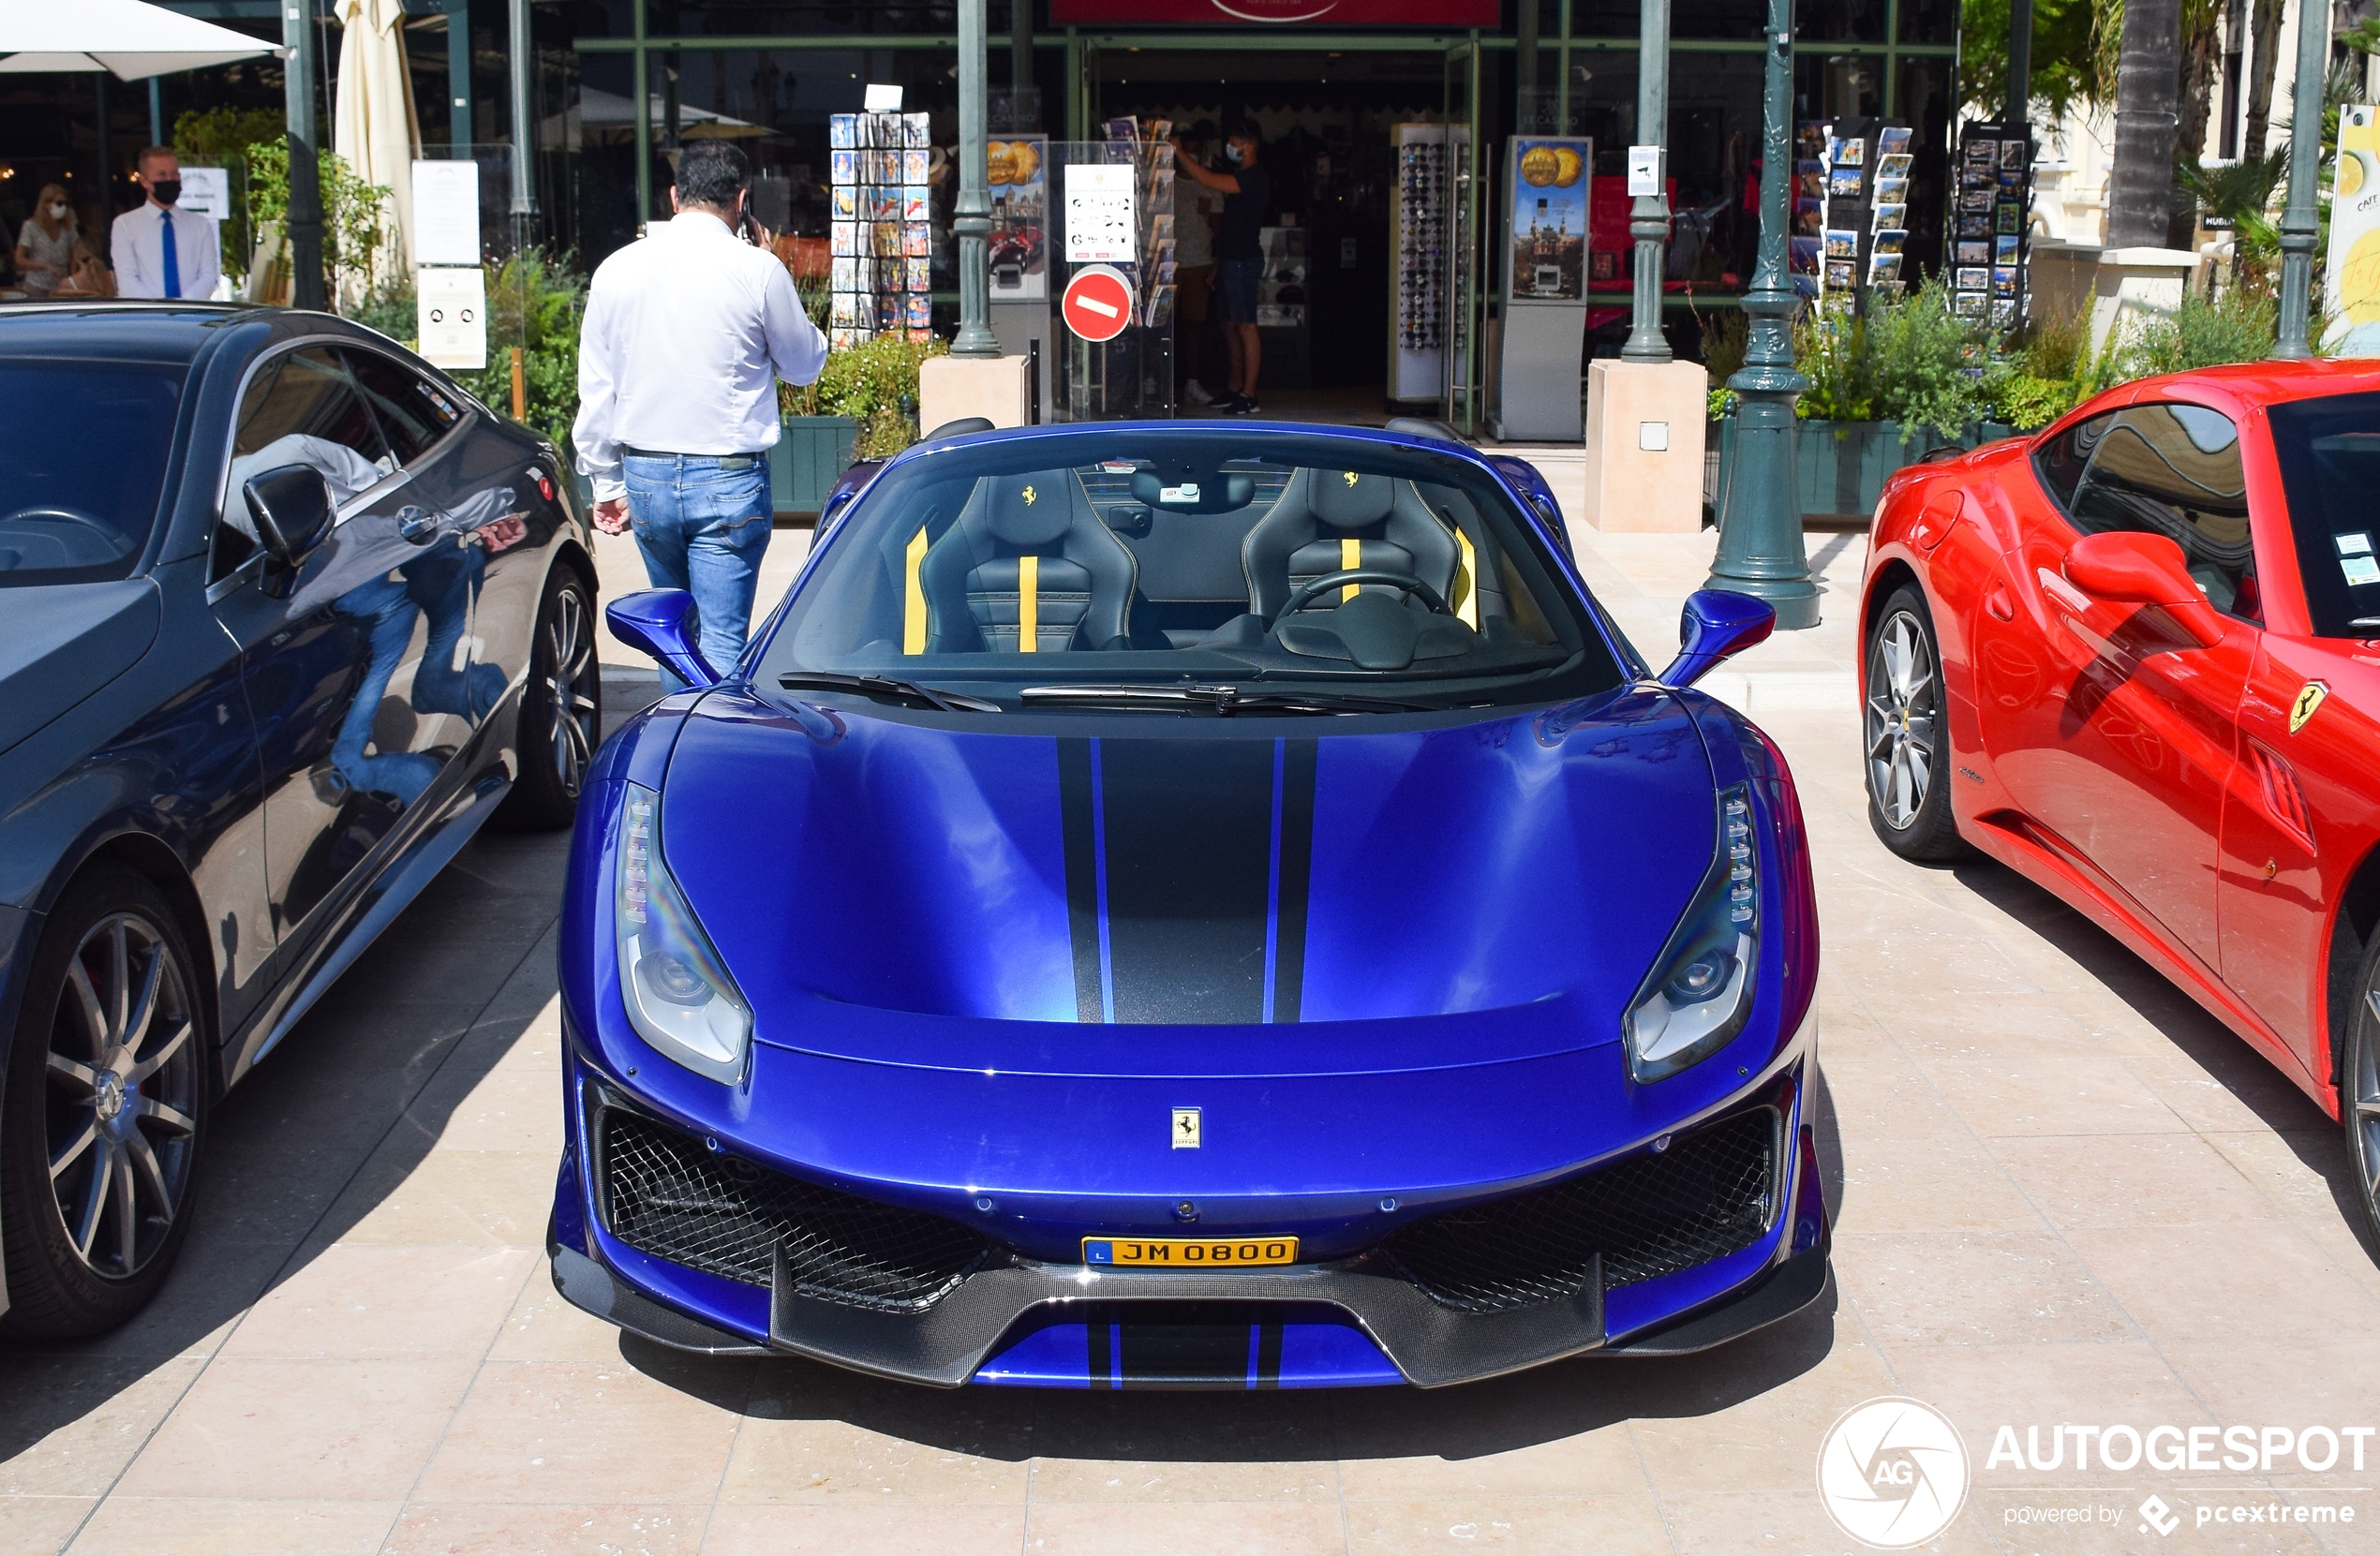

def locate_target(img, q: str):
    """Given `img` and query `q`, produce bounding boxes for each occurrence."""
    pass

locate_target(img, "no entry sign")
[1062,264,1136,342]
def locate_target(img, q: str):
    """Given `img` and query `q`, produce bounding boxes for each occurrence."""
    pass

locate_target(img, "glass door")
[1441,39,1483,436]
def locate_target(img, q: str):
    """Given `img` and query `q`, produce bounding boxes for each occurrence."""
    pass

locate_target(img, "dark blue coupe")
[0,304,597,1337]
[558,422,1823,1388]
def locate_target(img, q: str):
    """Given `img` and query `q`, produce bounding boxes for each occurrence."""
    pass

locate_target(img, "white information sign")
[863,82,903,112]
[1626,145,1662,198]
[416,266,487,371]
[176,167,231,221]
[411,159,483,267]
[1064,164,1138,264]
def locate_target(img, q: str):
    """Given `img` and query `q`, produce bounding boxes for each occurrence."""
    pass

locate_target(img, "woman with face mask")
[14,185,77,299]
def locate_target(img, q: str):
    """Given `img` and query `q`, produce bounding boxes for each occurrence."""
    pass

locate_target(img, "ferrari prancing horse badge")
[2290,680,2329,734]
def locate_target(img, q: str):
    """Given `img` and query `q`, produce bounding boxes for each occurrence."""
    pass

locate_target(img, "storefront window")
[641,0,1017,36]
[1797,0,1891,42]
[1898,0,1960,45]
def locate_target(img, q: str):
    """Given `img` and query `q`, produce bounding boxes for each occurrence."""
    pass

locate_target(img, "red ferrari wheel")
[2343,935,2380,1254]
[1863,586,1966,862]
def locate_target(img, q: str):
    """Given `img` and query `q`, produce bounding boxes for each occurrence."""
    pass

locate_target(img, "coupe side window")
[344,348,462,467]
[2071,403,2258,621]
[2030,410,2114,514]
[213,348,394,580]
[2268,391,2380,636]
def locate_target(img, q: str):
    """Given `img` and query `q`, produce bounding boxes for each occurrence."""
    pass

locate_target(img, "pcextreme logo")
[1817,1397,1971,1549]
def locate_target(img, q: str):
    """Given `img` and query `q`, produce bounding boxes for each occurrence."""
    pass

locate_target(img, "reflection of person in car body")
[228,435,523,804]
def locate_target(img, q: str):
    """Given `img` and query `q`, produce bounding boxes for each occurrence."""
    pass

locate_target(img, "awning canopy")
[0,0,282,82]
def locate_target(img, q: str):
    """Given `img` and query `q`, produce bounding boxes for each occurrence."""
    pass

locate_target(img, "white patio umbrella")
[333,0,419,282]
[0,0,280,80]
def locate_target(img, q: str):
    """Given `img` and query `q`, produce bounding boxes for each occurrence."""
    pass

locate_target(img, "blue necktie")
[159,208,180,300]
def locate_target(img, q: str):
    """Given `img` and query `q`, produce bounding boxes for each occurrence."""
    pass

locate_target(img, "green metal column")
[1621,0,1673,361]
[632,0,651,228]
[952,0,998,355]
[1707,0,1819,628]
[2274,0,2328,357]
[284,0,325,309]
[508,0,538,252]
[449,0,472,156]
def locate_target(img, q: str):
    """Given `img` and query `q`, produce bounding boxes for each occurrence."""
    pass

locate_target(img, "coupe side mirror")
[1659,589,1777,688]
[243,464,336,572]
[606,589,721,689]
[2063,531,2228,647]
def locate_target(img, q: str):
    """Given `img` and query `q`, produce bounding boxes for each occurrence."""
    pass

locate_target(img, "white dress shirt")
[573,211,828,503]
[111,201,221,301]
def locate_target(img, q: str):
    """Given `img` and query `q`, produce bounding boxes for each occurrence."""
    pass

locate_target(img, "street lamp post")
[283,0,324,310]
[2273,0,2328,358]
[1620,0,1672,363]
[1706,0,1821,629]
[509,0,538,256]
[950,0,999,358]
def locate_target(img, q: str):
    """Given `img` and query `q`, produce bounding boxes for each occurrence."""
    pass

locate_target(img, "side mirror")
[606,589,721,689]
[2063,531,2228,647]
[1659,589,1777,688]
[243,464,336,571]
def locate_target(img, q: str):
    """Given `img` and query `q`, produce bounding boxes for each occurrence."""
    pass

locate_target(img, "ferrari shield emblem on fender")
[1171,1107,1201,1148]
[2291,680,2329,734]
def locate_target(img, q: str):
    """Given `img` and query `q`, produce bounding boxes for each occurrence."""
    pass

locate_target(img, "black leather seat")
[1241,467,1463,620]
[919,470,1138,652]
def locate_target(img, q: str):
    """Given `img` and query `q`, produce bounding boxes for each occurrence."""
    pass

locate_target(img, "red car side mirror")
[2063,531,2230,647]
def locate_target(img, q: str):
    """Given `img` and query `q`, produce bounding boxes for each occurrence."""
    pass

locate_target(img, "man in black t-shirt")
[1172,121,1271,415]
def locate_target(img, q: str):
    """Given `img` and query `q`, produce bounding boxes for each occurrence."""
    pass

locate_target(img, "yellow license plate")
[1082,1236,1299,1268]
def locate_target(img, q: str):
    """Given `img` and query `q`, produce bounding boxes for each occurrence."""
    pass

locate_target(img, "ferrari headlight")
[1624,784,1759,1083]
[615,783,751,1083]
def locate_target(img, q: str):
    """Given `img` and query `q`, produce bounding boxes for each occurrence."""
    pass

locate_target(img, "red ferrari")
[1859,361,2380,1241]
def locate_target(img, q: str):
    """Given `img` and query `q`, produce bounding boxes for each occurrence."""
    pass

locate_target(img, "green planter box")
[772,415,860,517]
[1710,417,2017,523]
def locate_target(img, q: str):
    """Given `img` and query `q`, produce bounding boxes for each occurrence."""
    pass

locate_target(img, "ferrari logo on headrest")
[1019,484,1037,505]
[1342,470,1361,487]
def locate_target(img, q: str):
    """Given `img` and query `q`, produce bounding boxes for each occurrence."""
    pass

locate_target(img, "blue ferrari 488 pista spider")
[553,421,1825,1389]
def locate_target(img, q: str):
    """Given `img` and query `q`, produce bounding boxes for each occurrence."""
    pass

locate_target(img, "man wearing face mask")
[1170,121,1271,416]
[112,147,220,302]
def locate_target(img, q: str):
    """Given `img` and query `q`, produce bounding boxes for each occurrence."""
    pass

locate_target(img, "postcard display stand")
[1792,119,1914,305]
[1391,124,1450,404]
[986,134,1053,420]
[1491,135,1591,442]
[828,111,935,348]
[1953,122,2031,332]
[1047,123,1175,422]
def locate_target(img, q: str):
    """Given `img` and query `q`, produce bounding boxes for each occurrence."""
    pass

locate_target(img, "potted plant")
[778,321,948,516]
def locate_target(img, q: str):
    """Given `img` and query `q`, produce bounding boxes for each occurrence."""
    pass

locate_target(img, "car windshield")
[0,359,185,586]
[2269,391,2380,636]
[755,429,1623,712]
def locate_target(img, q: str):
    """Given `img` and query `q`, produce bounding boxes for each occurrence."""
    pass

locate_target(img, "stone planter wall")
[1708,417,2018,524]
[772,415,861,517]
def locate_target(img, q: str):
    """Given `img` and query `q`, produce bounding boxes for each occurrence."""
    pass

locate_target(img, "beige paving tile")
[313,1149,558,1250]
[406,1064,565,1157]
[380,1501,707,1555]
[1020,1498,1346,1554]
[721,1365,1031,1504]
[0,1356,203,1498]
[65,1496,395,1555]
[1623,1322,1899,1495]
[1915,1042,2187,1138]
[1020,1391,1338,1504]
[699,1501,1026,1556]
[1332,1387,1645,1502]
[410,1358,749,1505]
[1831,1132,2045,1235]
[218,1245,539,1361]
[2065,1223,2380,1347]
[1343,1493,1672,1553]
[1833,1230,2136,1346]
[2164,1336,2380,1429]
[2124,1050,2328,1135]
[1657,1489,1999,1555]
[1990,1133,2288,1230]
[112,1358,475,1502]
[2201,1130,2365,1225]
[1882,1343,2213,1487]
[486,1267,644,1365]
[0,1494,95,1556]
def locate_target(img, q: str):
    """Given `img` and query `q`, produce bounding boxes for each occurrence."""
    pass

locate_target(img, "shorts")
[1216,258,1262,324]
[1177,264,1213,323]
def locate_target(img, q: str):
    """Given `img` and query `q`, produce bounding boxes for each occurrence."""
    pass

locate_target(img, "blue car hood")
[659,688,1716,1078]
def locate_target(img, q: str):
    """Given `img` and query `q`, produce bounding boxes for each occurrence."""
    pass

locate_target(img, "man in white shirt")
[111,147,221,301]
[574,141,827,686]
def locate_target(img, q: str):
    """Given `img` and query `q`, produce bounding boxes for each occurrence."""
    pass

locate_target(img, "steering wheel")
[1273,567,1450,626]
[0,507,128,561]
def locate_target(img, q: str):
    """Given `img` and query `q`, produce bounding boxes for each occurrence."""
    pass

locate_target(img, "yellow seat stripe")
[1018,553,1039,652]
[1452,530,1478,628]
[1341,537,1361,601]
[902,526,929,655]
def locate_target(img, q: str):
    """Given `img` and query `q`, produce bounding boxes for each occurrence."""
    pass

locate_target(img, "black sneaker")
[1233,396,1263,417]
[1207,392,1248,415]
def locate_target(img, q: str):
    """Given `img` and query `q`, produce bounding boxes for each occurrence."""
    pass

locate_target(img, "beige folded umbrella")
[334,0,419,286]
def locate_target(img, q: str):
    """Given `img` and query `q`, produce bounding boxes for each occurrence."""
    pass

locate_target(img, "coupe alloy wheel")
[43,911,199,1281]
[1865,609,1938,831]
[545,584,598,799]
[2354,985,2380,1235]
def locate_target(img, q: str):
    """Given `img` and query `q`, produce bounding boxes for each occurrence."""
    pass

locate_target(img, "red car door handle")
[1986,585,2015,621]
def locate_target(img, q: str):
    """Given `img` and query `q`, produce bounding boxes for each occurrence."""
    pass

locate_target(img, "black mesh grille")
[599,1109,993,1311]
[1382,1107,1778,1312]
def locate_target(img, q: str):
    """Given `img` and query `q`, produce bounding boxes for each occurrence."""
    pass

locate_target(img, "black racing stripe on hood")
[1100,737,1276,1024]
[1056,737,1104,1024]
[1272,738,1318,1025]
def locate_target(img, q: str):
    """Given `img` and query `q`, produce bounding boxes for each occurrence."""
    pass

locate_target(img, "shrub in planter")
[787,333,949,459]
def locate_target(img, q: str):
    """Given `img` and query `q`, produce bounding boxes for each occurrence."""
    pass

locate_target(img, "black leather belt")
[622,448,763,468]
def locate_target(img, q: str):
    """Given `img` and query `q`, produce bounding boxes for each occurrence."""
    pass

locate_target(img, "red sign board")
[1050,0,1496,22]
[1062,266,1137,342]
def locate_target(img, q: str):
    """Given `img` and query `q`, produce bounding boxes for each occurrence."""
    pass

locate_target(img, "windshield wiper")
[1019,683,1432,715]
[777,671,1002,713]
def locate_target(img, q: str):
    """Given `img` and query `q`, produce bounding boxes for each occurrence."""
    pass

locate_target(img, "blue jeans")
[623,453,772,689]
